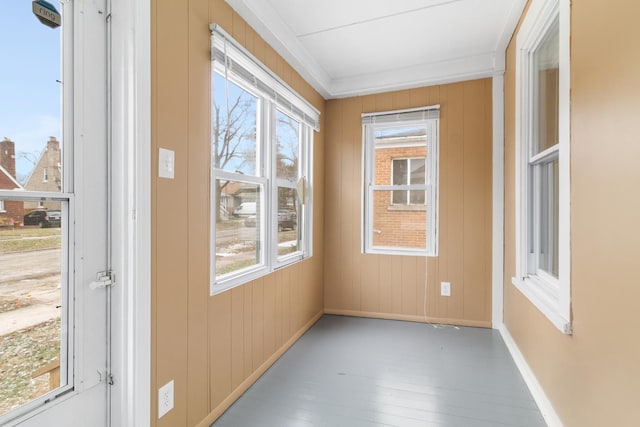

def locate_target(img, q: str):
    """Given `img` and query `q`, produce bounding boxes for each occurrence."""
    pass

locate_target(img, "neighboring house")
[0,137,24,226]
[24,136,62,212]
[373,130,427,248]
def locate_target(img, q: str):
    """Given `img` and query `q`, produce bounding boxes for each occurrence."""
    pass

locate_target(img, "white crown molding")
[330,52,498,98]
[225,0,525,99]
[224,0,333,99]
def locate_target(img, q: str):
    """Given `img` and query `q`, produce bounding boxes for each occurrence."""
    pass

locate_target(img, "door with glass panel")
[0,1,109,426]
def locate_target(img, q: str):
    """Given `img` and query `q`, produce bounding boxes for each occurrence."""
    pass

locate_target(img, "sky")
[1,1,61,183]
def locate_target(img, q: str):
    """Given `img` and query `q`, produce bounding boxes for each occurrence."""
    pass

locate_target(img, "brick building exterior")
[0,137,25,226]
[372,143,428,249]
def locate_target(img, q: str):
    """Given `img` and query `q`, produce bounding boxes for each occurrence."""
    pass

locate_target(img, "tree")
[213,93,256,221]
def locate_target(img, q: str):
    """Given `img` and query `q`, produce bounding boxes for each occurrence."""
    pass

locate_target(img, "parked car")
[234,202,256,217]
[244,210,297,231]
[23,210,61,228]
[278,210,297,231]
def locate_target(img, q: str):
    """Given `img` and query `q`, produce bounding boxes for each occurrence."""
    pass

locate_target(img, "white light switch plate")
[441,282,451,297]
[158,380,174,419]
[158,148,175,179]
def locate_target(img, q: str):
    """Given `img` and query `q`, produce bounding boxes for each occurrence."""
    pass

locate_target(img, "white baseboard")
[497,323,563,427]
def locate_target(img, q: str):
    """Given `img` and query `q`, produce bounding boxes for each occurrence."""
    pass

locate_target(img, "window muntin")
[210,27,317,294]
[514,0,571,334]
[363,112,438,256]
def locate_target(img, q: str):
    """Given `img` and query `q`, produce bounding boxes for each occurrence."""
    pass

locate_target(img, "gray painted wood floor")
[211,315,546,427]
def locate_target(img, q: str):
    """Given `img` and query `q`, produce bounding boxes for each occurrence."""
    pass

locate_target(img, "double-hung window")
[514,0,571,333]
[210,25,318,294]
[362,107,439,256]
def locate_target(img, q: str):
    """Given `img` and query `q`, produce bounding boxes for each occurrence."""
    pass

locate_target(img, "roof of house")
[0,164,23,190]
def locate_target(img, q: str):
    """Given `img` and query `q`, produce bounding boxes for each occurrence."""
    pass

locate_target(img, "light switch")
[158,148,175,179]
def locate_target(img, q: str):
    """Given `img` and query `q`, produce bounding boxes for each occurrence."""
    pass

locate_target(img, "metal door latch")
[90,270,115,290]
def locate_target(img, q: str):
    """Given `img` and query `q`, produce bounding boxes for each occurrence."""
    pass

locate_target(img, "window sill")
[511,276,572,334]
[211,253,310,296]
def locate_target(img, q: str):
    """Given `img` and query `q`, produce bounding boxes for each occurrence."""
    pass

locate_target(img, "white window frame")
[0,199,4,212]
[362,107,439,257]
[43,167,48,182]
[210,25,318,295]
[514,0,571,334]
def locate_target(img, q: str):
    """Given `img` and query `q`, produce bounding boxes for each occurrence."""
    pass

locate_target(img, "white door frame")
[108,0,151,426]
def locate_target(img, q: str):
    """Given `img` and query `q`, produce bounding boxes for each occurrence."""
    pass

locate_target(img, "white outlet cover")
[158,148,175,179]
[441,282,451,297]
[158,380,174,419]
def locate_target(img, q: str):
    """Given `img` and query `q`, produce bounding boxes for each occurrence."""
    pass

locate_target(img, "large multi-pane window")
[210,26,318,293]
[514,0,571,333]
[362,108,439,256]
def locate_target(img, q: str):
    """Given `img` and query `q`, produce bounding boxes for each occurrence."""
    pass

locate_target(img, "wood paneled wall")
[324,80,493,327]
[503,0,640,425]
[151,1,325,426]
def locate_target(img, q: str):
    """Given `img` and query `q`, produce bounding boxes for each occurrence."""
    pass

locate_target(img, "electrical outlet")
[441,282,451,297]
[158,148,175,179]
[158,380,174,419]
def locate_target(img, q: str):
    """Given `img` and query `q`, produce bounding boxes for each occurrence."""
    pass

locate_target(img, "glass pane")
[213,72,259,175]
[410,190,425,205]
[533,19,559,155]
[374,126,427,187]
[0,1,67,417]
[0,5,63,193]
[275,111,300,182]
[372,190,427,250]
[0,198,66,417]
[410,158,426,185]
[277,187,300,257]
[537,160,559,278]
[392,159,407,186]
[214,180,263,277]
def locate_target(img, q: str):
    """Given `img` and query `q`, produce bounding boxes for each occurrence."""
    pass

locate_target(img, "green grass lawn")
[0,228,62,253]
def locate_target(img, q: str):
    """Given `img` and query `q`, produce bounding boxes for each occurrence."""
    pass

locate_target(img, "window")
[391,158,426,206]
[0,199,4,212]
[514,0,571,333]
[43,167,48,182]
[210,25,318,294]
[362,107,439,256]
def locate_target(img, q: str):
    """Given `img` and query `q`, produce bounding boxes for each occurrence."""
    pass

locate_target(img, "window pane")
[0,198,66,416]
[537,159,559,278]
[277,187,299,256]
[215,180,263,277]
[392,159,408,186]
[275,111,300,182]
[213,72,259,176]
[533,19,559,156]
[372,190,426,250]
[410,158,426,185]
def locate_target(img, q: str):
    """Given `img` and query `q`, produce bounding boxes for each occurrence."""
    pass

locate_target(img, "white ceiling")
[225,0,527,99]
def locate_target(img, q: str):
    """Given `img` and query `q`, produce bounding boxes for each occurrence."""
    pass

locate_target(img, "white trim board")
[491,75,505,328]
[497,323,563,427]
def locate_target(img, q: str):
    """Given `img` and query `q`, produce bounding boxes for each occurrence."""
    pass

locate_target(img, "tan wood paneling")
[324,80,493,326]
[152,0,325,425]
[503,1,640,425]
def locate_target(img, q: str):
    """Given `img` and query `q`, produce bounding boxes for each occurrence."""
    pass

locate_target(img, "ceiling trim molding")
[225,0,527,99]
[224,0,333,98]
[330,52,499,98]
